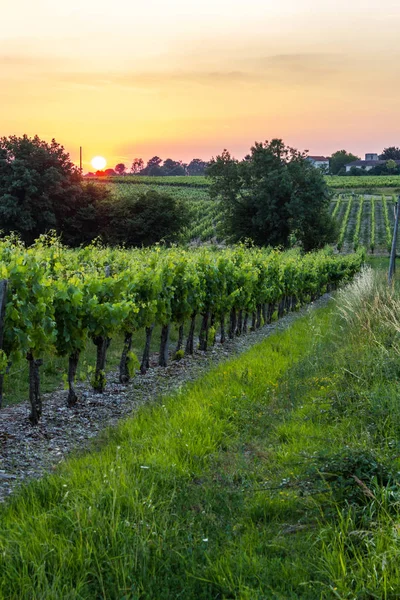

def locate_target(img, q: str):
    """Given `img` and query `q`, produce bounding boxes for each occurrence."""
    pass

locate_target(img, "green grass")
[0,306,323,599]
[366,255,390,269]
[3,268,400,598]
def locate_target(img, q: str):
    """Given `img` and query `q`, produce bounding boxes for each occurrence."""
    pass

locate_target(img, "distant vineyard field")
[92,174,400,191]
[93,175,209,187]
[104,181,397,253]
[103,182,222,243]
[326,175,400,189]
[330,194,398,254]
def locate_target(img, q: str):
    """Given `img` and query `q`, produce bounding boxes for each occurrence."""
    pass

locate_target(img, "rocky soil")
[0,295,332,504]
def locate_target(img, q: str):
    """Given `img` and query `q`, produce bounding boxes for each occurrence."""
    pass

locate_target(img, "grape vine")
[353,195,364,251]
[337,196,353,251]
[370,197,375,253]
[382,195,392,252]
[0,237,364,423]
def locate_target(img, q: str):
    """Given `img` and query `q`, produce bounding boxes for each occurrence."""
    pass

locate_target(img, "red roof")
[308,156,329,161]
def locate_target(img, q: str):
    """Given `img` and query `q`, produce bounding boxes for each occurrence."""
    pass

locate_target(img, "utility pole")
[79,146,82,174]
[388,198,400,285]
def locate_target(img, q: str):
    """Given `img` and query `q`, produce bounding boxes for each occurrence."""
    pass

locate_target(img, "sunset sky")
[2,0,400,170]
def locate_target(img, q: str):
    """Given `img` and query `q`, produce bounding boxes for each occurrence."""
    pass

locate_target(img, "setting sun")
[91,156,107,170]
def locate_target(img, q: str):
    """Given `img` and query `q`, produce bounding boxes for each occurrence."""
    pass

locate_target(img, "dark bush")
[100,189,189,247]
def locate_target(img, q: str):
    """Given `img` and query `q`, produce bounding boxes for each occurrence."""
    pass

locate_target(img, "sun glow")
[91,156,107,170]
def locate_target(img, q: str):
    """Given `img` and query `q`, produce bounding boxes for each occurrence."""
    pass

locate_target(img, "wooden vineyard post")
[0,280,8,409]
[388,199,400,285]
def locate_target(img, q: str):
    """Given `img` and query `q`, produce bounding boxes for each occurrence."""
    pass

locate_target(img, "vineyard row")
[332,195,398,253]
[0,240,364,424]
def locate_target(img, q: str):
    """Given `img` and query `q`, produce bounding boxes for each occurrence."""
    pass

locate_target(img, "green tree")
[380,147,400,160]
[100,189,189,247]
[330,149,359,175]
[161,159,186,176]
[141,156,163,176]
[287,155,337,251]
[386,159,397,171]
[207,139,336,251]
[187,158,208,175]
[0,135,109,246]
[59,181,110,246]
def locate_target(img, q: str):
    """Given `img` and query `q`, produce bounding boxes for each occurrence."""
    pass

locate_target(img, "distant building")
[307,156,330,173]
[345,153,400,172]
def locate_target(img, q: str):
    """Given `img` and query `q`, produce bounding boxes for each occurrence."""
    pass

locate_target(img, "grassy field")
[1,267,400,598]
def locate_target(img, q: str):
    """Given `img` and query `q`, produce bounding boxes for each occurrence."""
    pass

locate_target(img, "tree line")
[86,157,209,178]
[0,134,337,251]
[0,135,189,247]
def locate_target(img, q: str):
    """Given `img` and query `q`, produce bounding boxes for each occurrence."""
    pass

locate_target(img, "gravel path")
[0,295,332,504]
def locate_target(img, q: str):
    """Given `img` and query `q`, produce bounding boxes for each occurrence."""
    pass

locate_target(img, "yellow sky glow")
[2,0,400,169]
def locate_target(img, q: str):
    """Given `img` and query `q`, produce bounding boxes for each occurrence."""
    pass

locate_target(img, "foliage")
[337,195,353,251]
[187,158,208,176]
[90,173,400,190]
[125,159,209,177]
[161,159,186,176]
[141,156,163,176]
[331,195,341,218]
[100,189,189,246]
[131,158,144,174]
[327,174,400,188]
[370,196,375,253]
[134,157,187,177]
[207,139,336,250]
[353,195,364,251]
[102,181,397,254]
[0,135,112,246]
[173,349,185,360]
[380,146,400,160]
[114,163,126,175]
[3,267,400,598]
[382,195,392,252]
[59,181,111,246]
[386,159,397,171]
[0,238,363,410]
[308,449,395,508]
[368,161,400,176]
[90,175,210,187]
[126,351,140,378]
[330,149,360,175]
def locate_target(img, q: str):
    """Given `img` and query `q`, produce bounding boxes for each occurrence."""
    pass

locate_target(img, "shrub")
[100,189,189,247]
